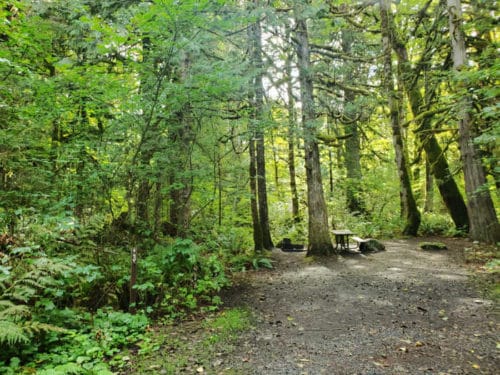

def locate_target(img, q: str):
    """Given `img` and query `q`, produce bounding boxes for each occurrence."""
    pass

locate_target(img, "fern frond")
[16,277,44,289]
[0,304,30,319]
[0,320,29,346]
[24,321,69,335]
[6,286,37,303]
[33,258,72,274]
[0,280,10,293]
[0,299,15,310]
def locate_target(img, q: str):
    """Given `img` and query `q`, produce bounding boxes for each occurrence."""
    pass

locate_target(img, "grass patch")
[122,308,253,374]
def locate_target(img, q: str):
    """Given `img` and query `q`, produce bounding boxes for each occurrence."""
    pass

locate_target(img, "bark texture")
[341,31,366,215]
[295,15,334,256]
[250,9,273,250]
[285,23,300,222]
[447,0,500,243]
[168,54,193,238]
[249,136,264,251]
[380,0,421,236]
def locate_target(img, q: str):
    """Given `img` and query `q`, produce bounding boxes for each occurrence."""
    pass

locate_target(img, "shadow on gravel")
[220,237,498,375]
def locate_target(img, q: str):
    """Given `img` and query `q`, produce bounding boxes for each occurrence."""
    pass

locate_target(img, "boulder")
[359,239,386,252]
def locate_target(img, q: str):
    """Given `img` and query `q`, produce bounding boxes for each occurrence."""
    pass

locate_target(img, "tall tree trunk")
[287,122,300,221]
[388,6,469,231]
[217,154,223,227]
[447,0,500,243]
[344,115,364,215]
[153,181,162,238]
[380,0,421,236]
[270,132,280,196]
[341,31,366,215]
[136,176,151,226]
[424,156,434,212]
[168,55,193,238]
[294,13,334,256]
[167,115,193,238]
[249,135,264,251]
[325,118,333,196]
[285,23,300,222]
[250,6,273,249]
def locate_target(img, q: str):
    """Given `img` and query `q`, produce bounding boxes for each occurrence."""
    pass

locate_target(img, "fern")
[0,320,29,346]
[0,303,31,319]
[24,321,68,335]
[7,286,37,303]
[0,299,15,310]
[15,276,45,289]
[0,248,75,353]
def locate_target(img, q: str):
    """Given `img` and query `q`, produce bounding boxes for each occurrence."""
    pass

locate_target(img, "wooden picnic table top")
[332,229,353,235]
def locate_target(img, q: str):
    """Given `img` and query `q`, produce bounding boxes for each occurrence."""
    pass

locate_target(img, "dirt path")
[220,237,498,374]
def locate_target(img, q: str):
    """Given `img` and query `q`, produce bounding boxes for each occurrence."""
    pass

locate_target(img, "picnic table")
[332,229,354,252]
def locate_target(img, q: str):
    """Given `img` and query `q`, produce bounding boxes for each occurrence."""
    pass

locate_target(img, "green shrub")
[228,253,273,272]
[419,212,454,236]
[134,239,229,318]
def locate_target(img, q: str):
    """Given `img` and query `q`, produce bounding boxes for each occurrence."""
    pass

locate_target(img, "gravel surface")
[220,237,499,374]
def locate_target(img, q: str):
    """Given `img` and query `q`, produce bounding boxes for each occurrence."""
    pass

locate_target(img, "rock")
[359,239,386,252]
[419,242,447,251]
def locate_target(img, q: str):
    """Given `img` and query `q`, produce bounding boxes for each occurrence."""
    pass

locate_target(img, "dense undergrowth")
[0,212,272,374]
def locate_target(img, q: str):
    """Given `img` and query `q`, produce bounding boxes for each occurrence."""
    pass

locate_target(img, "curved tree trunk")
[447,0,500,243]
[387,6,469,231]
[380,0,421,236]
[294,14,334,256]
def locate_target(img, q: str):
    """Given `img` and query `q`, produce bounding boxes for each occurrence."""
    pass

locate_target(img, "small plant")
[228,253,273,272]
[485,259,500,274]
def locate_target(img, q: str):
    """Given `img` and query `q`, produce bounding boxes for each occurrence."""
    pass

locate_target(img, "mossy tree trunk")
[380,0,421,236]
[447,0,500,243]
[387,5,469,232]
[341,31,366,216]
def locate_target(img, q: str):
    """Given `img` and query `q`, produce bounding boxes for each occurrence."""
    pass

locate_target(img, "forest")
[0,0,498,374]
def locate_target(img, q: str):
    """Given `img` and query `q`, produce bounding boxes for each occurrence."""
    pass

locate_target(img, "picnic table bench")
[332,230,371,252]
[351,236,370,248]
[332,229,354,252]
